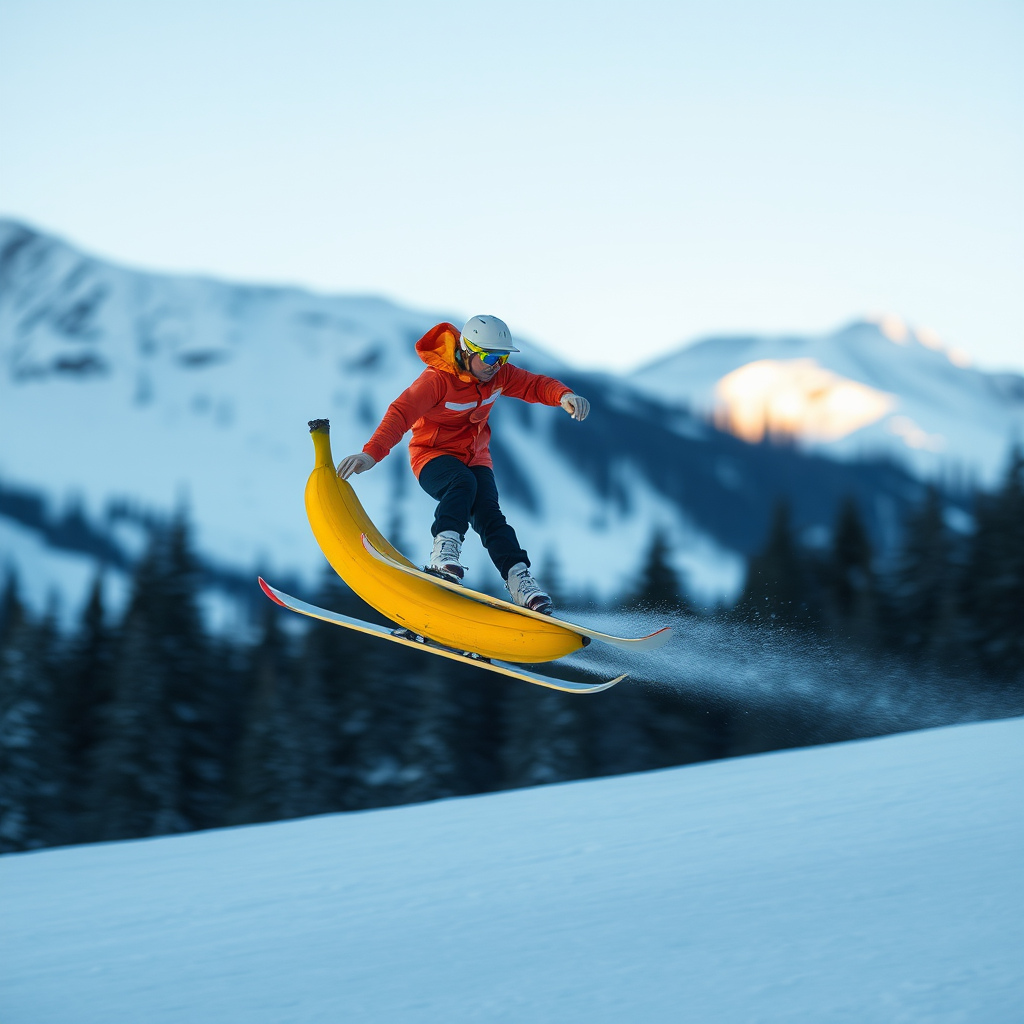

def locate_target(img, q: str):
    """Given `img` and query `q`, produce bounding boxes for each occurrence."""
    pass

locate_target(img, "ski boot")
[427,530,466,584]
[505,562,553,614]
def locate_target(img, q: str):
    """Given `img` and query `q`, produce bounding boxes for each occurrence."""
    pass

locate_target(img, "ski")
[359,534,672,652]
[258,578,626,694]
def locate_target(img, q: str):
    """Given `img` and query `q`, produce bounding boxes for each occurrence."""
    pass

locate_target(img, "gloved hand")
[336,452,377,480]
[560,393,590,422]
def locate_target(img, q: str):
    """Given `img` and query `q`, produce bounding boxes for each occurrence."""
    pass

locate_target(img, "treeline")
[1,453,1021,854]
[0,516,735,854]
[727,450,1024,679]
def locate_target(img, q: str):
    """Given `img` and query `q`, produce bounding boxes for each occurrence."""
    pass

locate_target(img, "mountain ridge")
[0,218,971,623]
[630,317,1024,485]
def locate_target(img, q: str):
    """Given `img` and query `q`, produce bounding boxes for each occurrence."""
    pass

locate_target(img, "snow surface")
[2,717,1021,1023]
[0,517,129,628]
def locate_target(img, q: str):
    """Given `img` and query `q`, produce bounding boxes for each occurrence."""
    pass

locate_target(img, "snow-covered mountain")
[0,220,960,623]
[2,717,1020,1023]
[630,317,1024,485]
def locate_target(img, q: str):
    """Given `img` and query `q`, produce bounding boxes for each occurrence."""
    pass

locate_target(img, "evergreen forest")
[2,452,1022,854]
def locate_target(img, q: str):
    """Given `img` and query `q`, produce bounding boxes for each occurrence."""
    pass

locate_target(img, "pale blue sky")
[2,0,1021,371]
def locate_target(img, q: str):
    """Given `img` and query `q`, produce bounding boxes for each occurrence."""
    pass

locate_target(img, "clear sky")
[2,0,1021,372]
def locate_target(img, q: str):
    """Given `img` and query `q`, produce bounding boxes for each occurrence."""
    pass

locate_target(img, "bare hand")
[560,393,590,422]
[337,452,377,480]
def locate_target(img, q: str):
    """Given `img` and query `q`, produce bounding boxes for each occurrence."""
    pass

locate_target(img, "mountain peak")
[631,319,1021,483]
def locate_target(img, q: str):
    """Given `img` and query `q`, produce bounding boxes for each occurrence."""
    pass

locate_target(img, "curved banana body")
[305,422,585,663]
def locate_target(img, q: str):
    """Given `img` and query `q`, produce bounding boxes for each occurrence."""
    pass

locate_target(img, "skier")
[336,316,590,613]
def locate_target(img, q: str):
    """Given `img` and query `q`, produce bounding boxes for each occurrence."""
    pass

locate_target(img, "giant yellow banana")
[304,420,584,663]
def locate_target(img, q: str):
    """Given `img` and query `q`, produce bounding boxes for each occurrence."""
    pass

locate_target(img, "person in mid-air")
[336,316,590,613]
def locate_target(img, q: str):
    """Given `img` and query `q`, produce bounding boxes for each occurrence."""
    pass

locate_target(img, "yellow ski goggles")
[461,337,511,366]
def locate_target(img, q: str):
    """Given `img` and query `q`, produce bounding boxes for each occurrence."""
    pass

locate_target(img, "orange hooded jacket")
[362,322,572,479]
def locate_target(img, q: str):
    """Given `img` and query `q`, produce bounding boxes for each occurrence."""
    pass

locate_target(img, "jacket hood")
[415,322,474,382]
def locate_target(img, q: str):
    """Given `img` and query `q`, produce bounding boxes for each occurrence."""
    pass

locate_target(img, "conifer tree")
[734,502,809,626]
[87,513,221,840]
[501,685,589,789]
[964,449,1024,677]
[539,549,569,610]
[626,528,691,613]
[163,512,226,830]
[826,497,877,643]
[57,574,115,832]
[887,487,963,661]
[229,604,304,823]
[0,573,16,637]
[284,569,427,813]
[341,639,426,810]
[402,657,465,804]
[301,571,384,812]
[0,576,66,851]
[445,663,503,796]
[586,683,656,777]
[87,534,184,840]
[292,612,353,816]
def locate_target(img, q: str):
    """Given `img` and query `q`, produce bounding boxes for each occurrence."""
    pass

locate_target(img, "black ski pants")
[417,455,529,580]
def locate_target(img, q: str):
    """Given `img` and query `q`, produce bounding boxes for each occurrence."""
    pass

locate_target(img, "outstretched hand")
[560,393,591,422]
[337,452,377,480]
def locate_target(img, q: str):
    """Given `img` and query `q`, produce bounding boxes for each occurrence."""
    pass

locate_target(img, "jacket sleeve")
[362,370,446,463]
[499,364,572,406]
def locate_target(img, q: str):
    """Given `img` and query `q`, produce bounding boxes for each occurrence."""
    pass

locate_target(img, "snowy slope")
[630,318,1024,485]
[0,219,746,611]
[0,221,972,622]
[1,716,1020,1024]
[0,517,131,627]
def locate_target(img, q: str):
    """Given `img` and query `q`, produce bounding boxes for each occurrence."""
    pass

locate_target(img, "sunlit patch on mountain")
[713,358,897,443]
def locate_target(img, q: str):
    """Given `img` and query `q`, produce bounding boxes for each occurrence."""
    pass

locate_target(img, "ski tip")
[257,576,287,608]
[578,672,628,693]
[625,626,672,649]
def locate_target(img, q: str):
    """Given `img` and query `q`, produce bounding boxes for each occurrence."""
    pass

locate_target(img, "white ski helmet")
[461,315,520,354]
